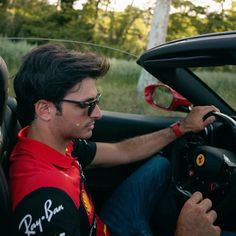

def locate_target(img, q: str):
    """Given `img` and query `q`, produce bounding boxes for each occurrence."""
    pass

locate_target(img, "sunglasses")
[60,93,101,116]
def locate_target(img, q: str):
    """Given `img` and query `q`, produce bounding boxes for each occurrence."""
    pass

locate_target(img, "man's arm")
[91,105,219,167]
[175,192,221,236]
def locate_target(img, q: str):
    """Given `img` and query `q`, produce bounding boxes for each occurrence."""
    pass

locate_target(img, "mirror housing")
[144,84,192,112]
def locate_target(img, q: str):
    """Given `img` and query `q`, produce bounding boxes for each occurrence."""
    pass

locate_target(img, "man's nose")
[90,104,102,119]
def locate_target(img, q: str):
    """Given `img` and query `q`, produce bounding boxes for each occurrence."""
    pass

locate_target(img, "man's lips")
[86,121,95,129]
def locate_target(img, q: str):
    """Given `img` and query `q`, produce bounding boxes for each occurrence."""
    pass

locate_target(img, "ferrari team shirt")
[9,126,110,236]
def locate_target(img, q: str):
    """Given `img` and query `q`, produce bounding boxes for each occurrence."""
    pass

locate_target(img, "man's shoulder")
[13,187,80,236]
[10,155,81,210]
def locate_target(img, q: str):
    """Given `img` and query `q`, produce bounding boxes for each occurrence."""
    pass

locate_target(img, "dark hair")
[14,44,110,126]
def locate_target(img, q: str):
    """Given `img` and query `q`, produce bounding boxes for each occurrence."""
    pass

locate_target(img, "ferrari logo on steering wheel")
[196,154,205,167]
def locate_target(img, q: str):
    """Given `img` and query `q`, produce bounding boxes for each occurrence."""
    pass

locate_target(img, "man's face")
[50,77,102,140]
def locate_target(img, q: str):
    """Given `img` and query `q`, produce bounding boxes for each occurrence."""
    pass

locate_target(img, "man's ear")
[34,100,53,121]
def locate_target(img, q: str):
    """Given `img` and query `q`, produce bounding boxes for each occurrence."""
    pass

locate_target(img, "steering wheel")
[172,112,236,231]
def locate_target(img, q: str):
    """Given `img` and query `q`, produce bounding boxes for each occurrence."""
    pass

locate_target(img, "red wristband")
[170,121,183,137]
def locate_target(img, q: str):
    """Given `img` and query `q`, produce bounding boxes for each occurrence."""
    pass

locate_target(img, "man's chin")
[74,131,93,139]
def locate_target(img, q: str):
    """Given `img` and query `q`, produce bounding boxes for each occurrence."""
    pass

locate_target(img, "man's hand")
[180,105,219,134]
[175,192,221,236]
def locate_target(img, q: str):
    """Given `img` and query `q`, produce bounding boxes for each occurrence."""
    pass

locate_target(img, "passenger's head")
[14,44,109,126]
[0,56,9,125]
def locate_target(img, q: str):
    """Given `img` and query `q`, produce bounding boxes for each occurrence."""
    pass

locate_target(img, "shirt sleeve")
[13,187,81,236]
[71,139,97,168]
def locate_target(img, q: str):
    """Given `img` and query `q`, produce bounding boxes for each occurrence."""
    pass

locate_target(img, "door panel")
[91,111,179,142]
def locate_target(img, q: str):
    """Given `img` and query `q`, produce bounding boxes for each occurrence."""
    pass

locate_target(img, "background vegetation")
[1,0,236,57]
[0,0,236,115]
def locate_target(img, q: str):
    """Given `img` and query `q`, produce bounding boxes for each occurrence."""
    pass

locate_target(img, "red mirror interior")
[144,84,192,112]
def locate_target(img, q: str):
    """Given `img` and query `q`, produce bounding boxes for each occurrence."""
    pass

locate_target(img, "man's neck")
[27,124,69,155]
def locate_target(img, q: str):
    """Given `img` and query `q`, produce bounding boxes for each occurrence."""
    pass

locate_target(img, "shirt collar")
[18,126,76,169]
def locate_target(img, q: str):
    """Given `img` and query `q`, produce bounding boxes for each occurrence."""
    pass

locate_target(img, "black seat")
[2,96,21,175]
[0,56,13,235]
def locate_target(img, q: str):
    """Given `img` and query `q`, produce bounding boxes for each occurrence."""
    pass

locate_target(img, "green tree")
[0,0,236,60]
[168,0,208,40]
[168,0,236,40]
[61,0,74,10]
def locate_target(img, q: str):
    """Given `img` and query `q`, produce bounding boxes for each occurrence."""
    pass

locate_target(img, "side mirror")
[144,84,192,112]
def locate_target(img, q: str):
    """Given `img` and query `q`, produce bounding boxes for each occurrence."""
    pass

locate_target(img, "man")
[9,44,220,236]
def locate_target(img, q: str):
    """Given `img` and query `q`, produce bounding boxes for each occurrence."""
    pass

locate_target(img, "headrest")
[0,57,8,125]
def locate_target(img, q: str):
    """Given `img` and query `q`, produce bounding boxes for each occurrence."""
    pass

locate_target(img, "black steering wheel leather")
[172,112,236,231]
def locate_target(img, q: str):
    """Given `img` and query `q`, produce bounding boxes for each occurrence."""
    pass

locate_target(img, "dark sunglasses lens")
[88,101,97,116]
[87,94,101,116]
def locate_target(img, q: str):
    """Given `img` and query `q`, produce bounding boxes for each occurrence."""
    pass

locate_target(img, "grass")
[1,38,236,117]
[195,70,236,109]
[97,58,146,113]
[96,58,179,116]
[0,38,34,76]
[0,38,161,116]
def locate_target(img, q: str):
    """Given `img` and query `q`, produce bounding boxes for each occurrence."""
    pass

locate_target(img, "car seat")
[0,56,13,235]
[2,96,21,175]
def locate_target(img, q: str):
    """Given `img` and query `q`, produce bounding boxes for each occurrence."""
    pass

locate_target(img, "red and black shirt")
[9,127,110,236]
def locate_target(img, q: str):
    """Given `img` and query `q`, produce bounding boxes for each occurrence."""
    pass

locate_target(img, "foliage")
[1,0,235,58]
[194,70,236,110]
[1,0,236,113]
[0,0,151,58]
[168,0,236,40]
[0,37,34,75]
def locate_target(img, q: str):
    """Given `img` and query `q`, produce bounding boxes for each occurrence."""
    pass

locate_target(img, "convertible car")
[0,31,236,235]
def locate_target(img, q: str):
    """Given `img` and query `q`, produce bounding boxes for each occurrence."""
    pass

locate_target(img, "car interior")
[85,31,236,232]
[138,31,236,231]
